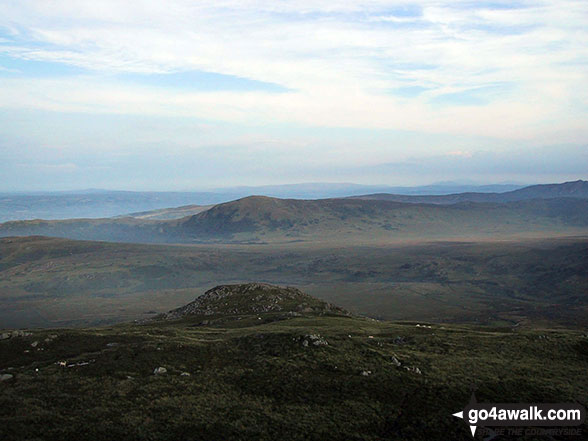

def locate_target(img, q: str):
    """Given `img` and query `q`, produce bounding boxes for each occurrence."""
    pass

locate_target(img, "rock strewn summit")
[163,283,347,319]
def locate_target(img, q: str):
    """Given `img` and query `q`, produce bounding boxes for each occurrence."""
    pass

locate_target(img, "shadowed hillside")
[1,236,587,328]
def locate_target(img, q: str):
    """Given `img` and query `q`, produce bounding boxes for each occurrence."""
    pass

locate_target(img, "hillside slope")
[2,195,587,244]
[0,286,586,441]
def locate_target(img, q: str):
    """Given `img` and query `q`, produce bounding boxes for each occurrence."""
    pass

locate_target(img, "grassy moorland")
[1,284,587,441]
[0,235,587,328]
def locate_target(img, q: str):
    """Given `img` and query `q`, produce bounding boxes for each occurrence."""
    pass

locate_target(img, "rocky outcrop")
[162,283,347,320]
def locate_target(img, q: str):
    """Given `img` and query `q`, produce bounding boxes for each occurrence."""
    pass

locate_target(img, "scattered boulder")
[11,330,32,338]
[391,356,402,367]
[360,370,372,377]
[30,341,39,348]
[392,336,406,345]
[0,374,14,382]
[153,367,167,375]
[301,334,328,347]
[180,372,191,377]
[404,366,422,375]
[106,342,119,348]
[44,335,58,343]
[0,333,10,340]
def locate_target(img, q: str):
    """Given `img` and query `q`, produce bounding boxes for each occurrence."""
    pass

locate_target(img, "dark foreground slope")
[2,195,588,244]
[1,236,587,328]
[1,284,587,441]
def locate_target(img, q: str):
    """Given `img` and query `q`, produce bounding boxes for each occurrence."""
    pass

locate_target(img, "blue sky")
[0,0,586,190]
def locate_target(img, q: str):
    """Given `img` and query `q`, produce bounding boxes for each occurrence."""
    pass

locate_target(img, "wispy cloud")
[0,1,586,189]
[0,1,585,137]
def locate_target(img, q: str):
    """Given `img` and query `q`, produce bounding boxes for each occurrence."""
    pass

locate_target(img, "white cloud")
[0,0,586,144]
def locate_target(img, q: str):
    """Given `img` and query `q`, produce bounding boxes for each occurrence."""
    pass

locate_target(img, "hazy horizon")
[0,179,573,195]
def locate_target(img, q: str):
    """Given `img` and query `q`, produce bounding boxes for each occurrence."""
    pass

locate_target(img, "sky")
[0,0,587,191]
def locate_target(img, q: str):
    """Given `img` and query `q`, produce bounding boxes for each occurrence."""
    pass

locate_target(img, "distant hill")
[119,204,213,220]
[0,182,524,222]
[1,194,588,244]
[351,180,588,204]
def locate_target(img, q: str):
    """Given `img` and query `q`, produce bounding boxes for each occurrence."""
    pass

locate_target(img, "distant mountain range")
[1,180,587,244]
[350,180,588,204]
[0,182,524,222]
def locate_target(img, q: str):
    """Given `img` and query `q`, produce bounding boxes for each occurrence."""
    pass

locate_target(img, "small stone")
[391,356,401,367]
[30,341,39,348]
[106,343,119,347]
[0,333,10,340]
[360,370,372,376]
[180,372,191,377]
[302,339,309,347]
[0,374,14,381]
[153,367,167,375]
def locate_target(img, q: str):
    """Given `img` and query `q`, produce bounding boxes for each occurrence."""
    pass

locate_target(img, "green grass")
[1,313,587,440]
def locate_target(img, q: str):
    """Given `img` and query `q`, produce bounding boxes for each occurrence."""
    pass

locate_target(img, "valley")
[1,235,586,329]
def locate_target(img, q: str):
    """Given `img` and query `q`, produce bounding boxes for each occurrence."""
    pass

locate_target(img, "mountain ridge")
[1,195,588,244]
[350,179,588,204]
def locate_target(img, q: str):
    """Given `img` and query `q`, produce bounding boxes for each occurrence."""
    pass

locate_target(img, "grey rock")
[30,341,39,348]
[391,356,402,367]
[0,374,14,382]
[180,372,191,377]
[153,367,167,375]
[306,334,328,346]
[360,370,372,376]
[0,333,10,340]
